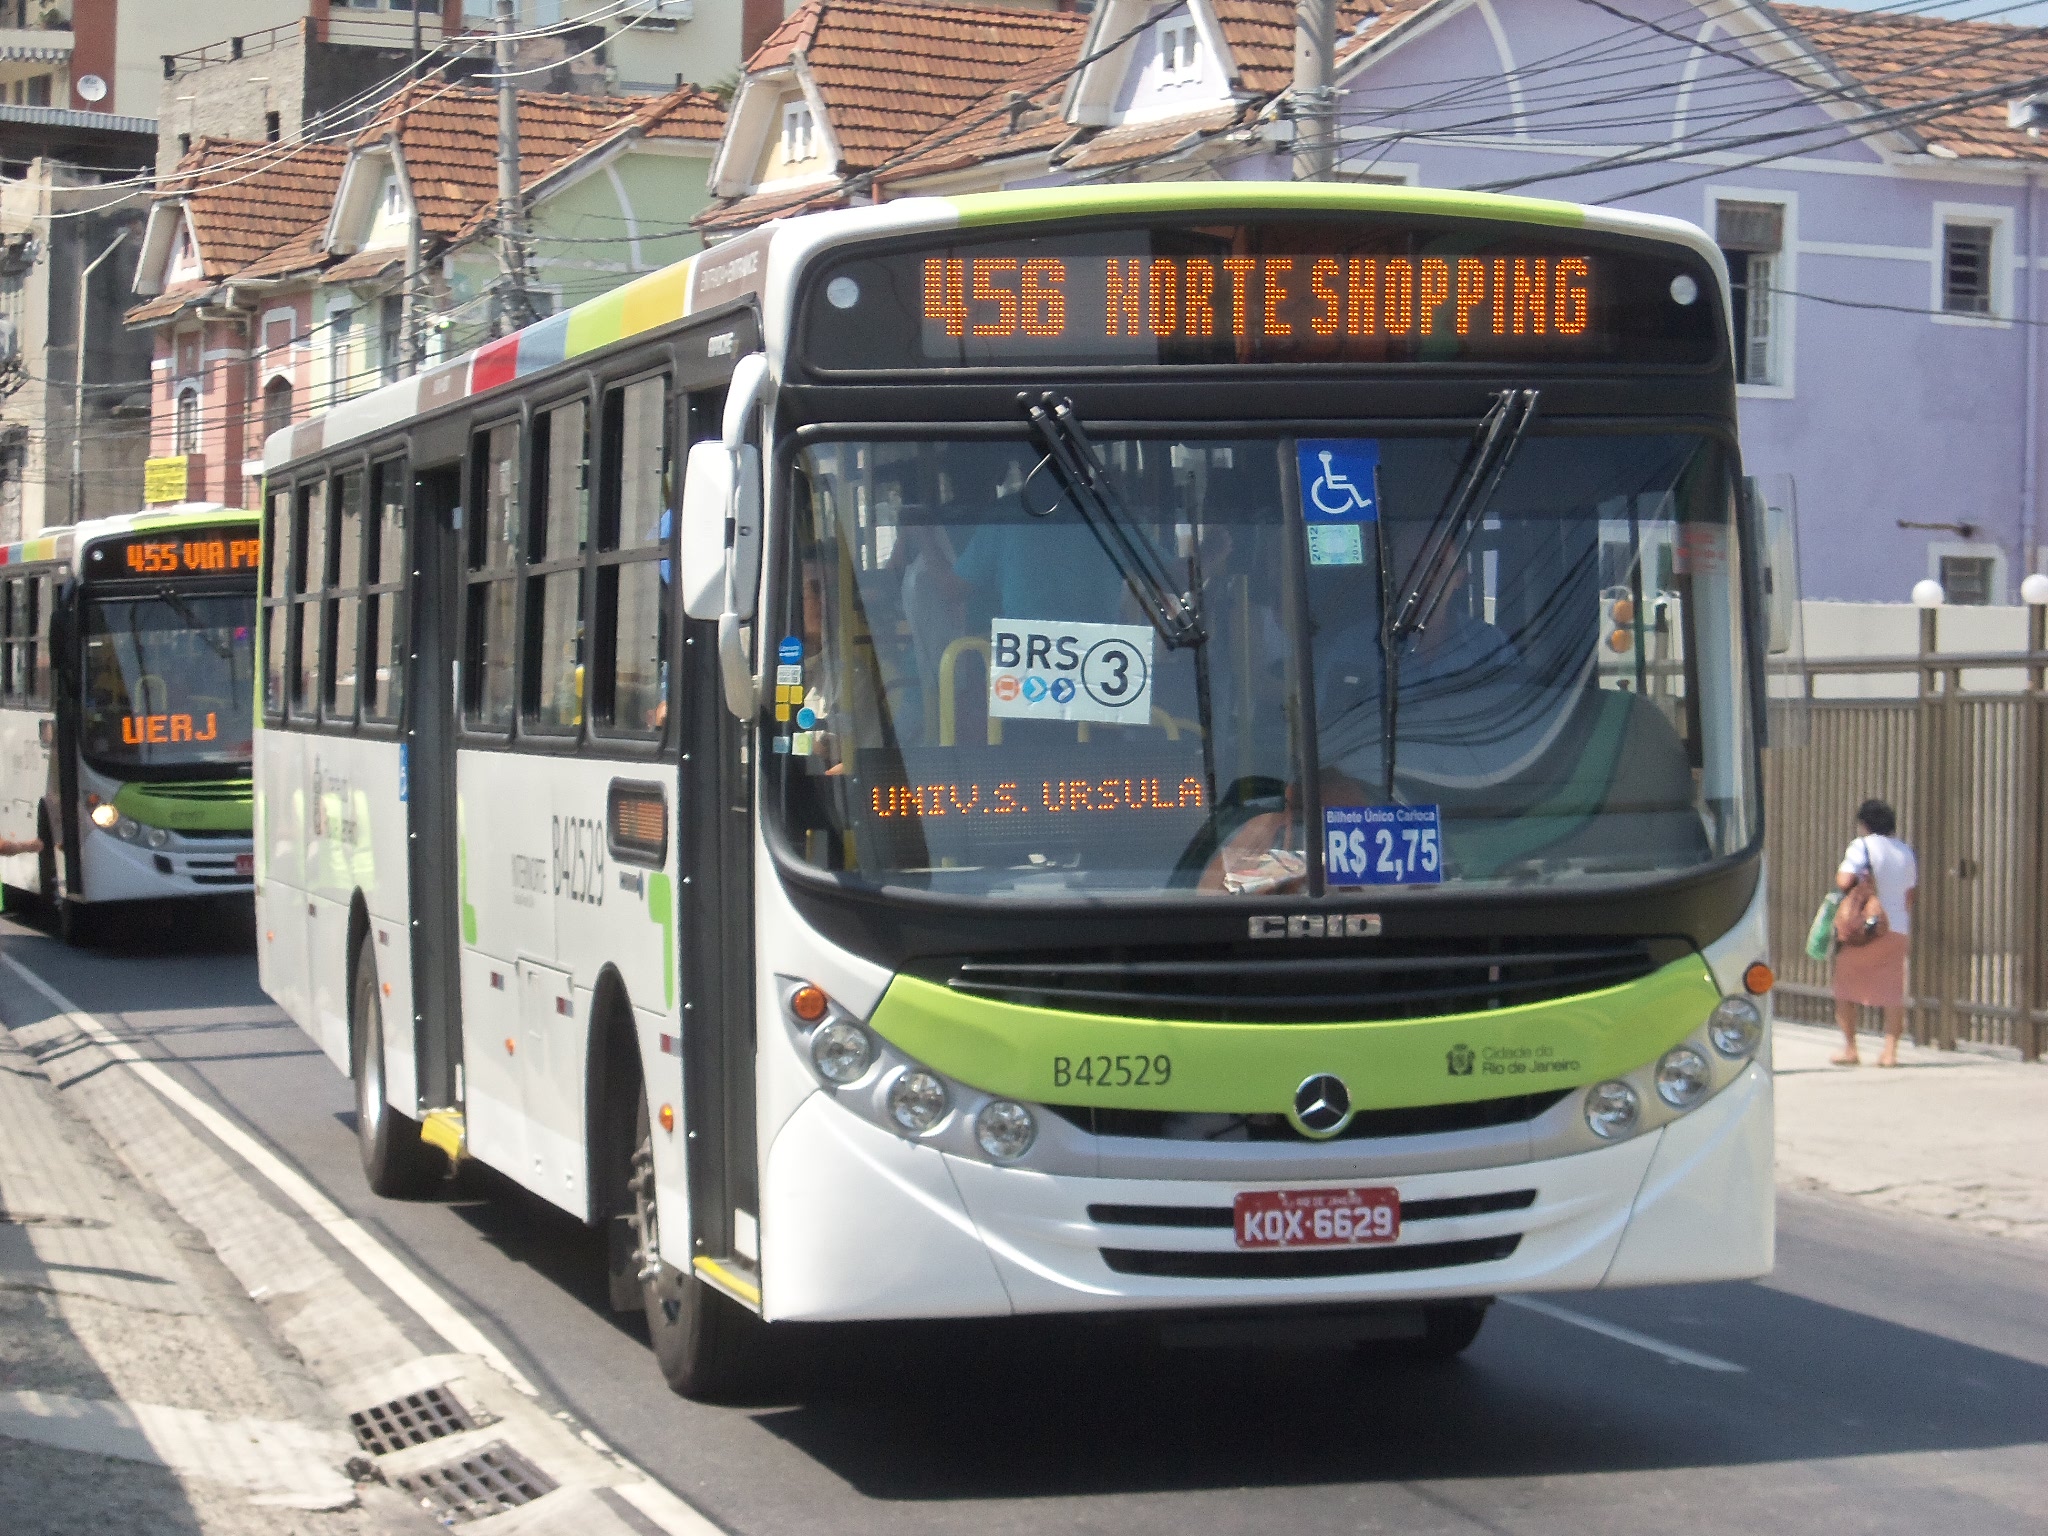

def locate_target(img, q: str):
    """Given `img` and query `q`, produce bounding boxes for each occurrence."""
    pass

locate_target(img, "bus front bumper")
[756,1062,1772,1323]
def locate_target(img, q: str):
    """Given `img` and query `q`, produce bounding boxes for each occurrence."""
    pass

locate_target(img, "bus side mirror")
[679,441,730,622]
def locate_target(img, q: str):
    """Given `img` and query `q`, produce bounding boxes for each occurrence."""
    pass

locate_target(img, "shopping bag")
[1805,890,1843,960]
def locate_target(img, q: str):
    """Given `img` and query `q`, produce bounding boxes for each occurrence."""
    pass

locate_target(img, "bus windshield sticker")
[989,618,1154,726]
[1325,803,1442,886]
[1300,440,1378,567]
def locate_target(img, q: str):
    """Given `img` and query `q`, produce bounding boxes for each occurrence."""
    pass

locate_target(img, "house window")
[263,376,293,440]
[24,76,49,108]
[1939,553,1997,606]
[1943,222,1995,316]
[379,295,404,383]
[174,387,200,454]
[1716,200,1783,388]
[781,100,816,164]
[265,111,280,142]
[328,307,354,405]
[1158,20,1200,82]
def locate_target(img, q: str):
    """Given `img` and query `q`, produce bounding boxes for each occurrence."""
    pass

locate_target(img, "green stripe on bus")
[866,955,1718,1115]
[648,870,675,1011]
[947,184,1588,232]
[112,780,253,833]
[566,287,629,359]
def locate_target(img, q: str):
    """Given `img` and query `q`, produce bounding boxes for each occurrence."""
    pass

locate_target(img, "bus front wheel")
[630,1095,760,1400]
[351,940,437,1197]
[1391,1300,1490,1361]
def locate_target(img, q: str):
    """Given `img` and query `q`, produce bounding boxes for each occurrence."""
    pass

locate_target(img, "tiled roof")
[1057,103,1251,171]
[359,81,727,241]
[872,38,1085,189]
[234,224,331,283]
[1219,0,1403,94]
[697,181,849,235]
[124,280,213,328]
[1769,2,2048,161]
[762,0,1087,172]
[161,138,350,278]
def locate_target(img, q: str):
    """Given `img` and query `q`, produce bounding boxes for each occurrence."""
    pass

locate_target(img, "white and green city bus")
[1,506,260,943]
[257,184,1777,1398]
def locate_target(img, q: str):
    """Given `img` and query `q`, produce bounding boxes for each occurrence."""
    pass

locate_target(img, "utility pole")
[1292,0,1337,182]
[494,0,533,333]
[70,228,130,526]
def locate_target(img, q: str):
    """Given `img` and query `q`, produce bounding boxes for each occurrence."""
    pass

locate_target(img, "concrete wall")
[0,165,149,534]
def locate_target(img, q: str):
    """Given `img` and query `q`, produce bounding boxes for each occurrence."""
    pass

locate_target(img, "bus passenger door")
[678,618,758,1280]
[407,463,465,1113]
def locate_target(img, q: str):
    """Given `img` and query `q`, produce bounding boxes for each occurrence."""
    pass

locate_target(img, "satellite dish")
[77,74,107,103]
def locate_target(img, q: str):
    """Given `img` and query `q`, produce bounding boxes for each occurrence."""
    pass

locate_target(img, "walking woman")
[1832,799,1917,1067]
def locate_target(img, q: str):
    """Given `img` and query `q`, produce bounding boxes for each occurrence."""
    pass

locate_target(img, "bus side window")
[593,374,670,735]
[328,468,366,724]
[2,578,18,702]
[262,484,292,721]
[28,577,49,707]
[292,479,328,718]
[522,398,589,734]
[464,421,521,732]
[362,457,407,726]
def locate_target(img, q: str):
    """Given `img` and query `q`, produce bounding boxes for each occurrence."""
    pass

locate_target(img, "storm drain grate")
[349,1385,478,1456]
[395,1440,556,1524]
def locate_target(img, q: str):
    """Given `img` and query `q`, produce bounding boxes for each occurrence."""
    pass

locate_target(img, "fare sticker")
[988,618,1154,727]
[1325,803,1443,886]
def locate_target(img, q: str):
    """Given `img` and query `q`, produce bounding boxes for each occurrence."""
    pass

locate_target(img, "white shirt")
[1840,835,1917,936]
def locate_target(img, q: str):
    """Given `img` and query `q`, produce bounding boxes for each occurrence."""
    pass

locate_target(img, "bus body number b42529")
[1051,1053,1171,1089]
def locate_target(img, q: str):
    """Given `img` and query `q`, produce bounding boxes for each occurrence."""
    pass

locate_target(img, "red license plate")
[235,853,254,877]
[1234,1187,1400,1249]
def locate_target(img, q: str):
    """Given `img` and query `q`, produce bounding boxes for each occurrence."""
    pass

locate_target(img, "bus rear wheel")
[351,939,437,1197]
[629,1095,760,1400]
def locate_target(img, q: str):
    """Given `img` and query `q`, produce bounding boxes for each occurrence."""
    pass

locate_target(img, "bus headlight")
[90,803,119,829]
[1584,1080,1640,1139]
[887,1070,949,1134]
[1656,1046,1711,1109]
[1708,997,1763,1059]
[144,826,171,850]
[115,817,141,842]
[974,1100,1036,1160]
[809,1020,873,1084]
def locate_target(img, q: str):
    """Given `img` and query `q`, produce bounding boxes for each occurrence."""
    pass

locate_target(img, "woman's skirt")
[1833,930,1910,1009]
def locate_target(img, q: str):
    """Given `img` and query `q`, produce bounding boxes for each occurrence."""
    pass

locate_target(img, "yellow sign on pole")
[143,456,189,505]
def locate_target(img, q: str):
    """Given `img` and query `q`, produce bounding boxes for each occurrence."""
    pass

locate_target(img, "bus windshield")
[773,429,1756,900]
[81,592,258,769]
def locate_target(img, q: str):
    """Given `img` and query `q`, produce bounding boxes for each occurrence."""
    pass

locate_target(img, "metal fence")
[1765,626,2048,1059]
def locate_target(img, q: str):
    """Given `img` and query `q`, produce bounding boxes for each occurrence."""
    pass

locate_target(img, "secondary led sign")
[90,528,261,580]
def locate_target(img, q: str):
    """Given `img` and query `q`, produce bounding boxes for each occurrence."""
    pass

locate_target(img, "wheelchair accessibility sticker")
[989,618,1154,726]
[1298,439,1380,568]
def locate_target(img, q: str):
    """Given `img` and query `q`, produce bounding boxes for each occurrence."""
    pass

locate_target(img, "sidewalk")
[1772,1019,2048,1246]
[0,1010,419,1535]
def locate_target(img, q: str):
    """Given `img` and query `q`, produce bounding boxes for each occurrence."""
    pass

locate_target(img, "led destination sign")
[88,528,261,581]
[801,219,1720,371]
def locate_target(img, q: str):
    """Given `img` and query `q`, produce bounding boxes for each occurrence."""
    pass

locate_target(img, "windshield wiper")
[1018,391,1218,820]
[1373,388,1539,799]
[1019,392,1206,650]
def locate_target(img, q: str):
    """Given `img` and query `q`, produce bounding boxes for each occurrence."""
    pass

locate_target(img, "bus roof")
[0,503,258,578]
[263,183,1723,476]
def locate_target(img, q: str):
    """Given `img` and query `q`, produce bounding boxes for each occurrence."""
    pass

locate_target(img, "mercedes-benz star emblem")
[1291,1073,1353,1138]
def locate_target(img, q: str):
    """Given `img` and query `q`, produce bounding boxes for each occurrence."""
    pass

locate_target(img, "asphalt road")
[4,903,2045,1536]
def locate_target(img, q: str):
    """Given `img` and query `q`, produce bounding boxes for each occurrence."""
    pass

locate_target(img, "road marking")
[1,954,538,1396]
[1503,1295,1747,1372]
[0,1389,356,1510]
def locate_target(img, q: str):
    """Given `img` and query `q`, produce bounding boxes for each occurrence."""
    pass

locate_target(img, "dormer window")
[1158,20,1201,84]
[382,179,403,221]
[781,101,817,165]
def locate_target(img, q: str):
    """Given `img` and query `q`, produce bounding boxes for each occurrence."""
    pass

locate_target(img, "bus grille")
[137,778,253,803]
[1101,1234,1520,1280]
[931,938,1666,1024]
[1045,1091,1570,1143]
